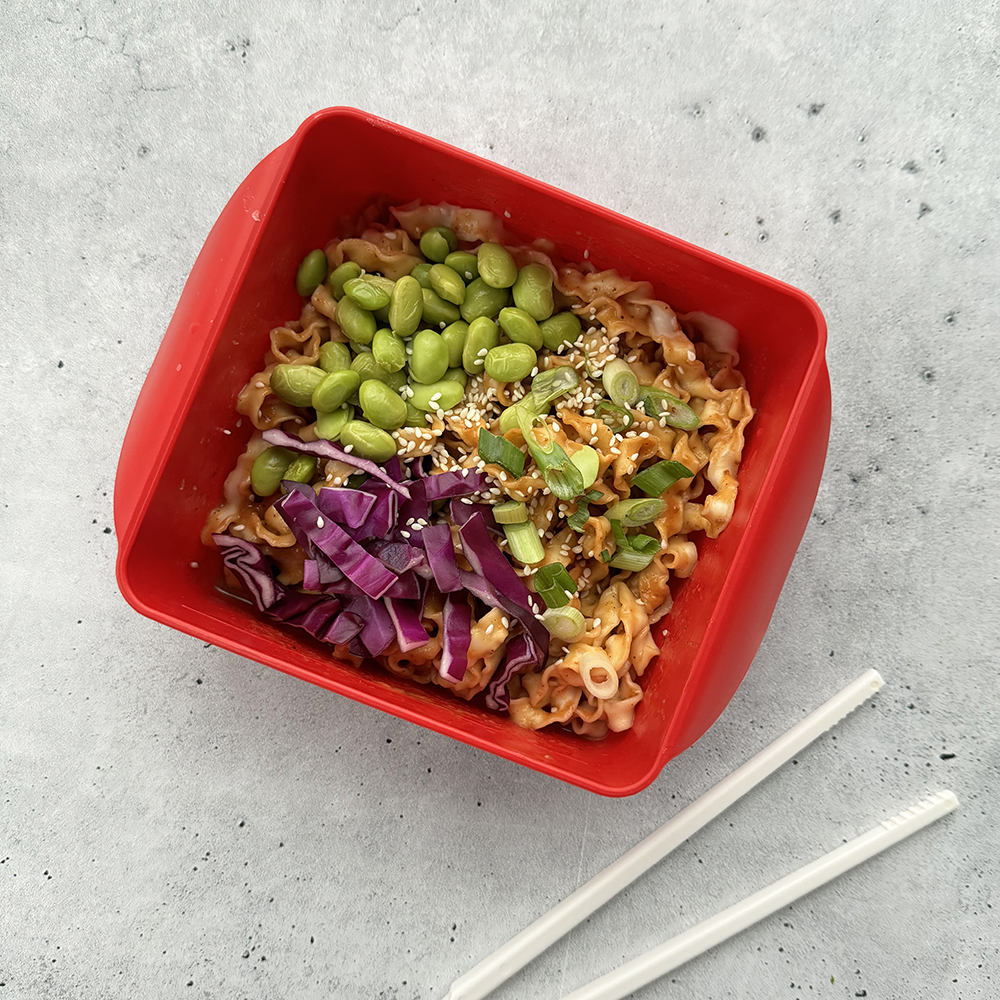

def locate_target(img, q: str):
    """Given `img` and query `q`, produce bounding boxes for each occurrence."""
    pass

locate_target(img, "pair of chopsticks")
[443,670,957,1000]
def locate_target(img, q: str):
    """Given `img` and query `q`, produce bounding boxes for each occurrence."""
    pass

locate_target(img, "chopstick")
[443,669,885,1000]
[558,789,958,1000]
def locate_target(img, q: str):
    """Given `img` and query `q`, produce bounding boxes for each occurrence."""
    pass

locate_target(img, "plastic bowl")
[115,107,829,797]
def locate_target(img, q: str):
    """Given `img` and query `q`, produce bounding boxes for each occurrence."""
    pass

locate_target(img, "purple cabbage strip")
[314,486,378,529]
[421,468,489,501]
[326,612,365,645]
[449,500,501,533]
[344,594,397,657]
[351,484,399,542]
[420,523,462,594]
[485,633,535,712]
[367,540,427,575]
[384,597,431,653]
[262,428,411,498]
[439,593,472,682]
[273,488,398,600]
[396,478,428,535]
[459,512,535,608]
[322,574,422,601]
[457,569,549,659]
[213,534,281,610]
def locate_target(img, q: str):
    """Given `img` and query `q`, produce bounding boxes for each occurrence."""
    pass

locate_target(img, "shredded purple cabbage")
[485,633,536,711]
[314,486,378,529]
[439,593,472,682]
[214,534,281,609]
[419,523,462,594]
[385,597,431,652]
[421,468,489,501]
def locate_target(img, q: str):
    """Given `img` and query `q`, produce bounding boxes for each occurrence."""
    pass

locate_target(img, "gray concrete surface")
[2,1,998,997]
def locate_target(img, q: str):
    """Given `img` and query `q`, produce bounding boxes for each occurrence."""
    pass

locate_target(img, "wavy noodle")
[204,202,754,737]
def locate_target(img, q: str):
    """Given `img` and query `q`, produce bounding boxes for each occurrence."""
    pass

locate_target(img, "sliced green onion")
[515,408,585,501]
[631,460,695,496]
[534,562,578,609]
[478,427,526,478]
[602,359,640,408]
[498,392,547,434]
[584,488,603,502]
[603,497,667,527]
[569,445,600,489]
[566,503,591,534]
[529,366,579,408]
[639,388,700,429]
[503,520,545,564]
[595,400,633,434]
[493,500,528,524]
[600,548,612,563]
[609,535,659,571]
[540,606,586,641]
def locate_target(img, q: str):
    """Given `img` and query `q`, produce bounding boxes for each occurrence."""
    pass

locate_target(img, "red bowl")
[114,107,829,797]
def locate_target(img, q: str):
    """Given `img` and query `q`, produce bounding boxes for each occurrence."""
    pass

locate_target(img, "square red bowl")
[115,107,829,797]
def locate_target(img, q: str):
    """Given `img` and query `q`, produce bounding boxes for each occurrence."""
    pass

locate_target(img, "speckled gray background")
[2,1,997,998]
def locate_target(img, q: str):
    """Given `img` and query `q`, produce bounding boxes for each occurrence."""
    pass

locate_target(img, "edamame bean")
[372,328,407,373]
[419,226,458,263]
[440,320,469,368]
[312,369,361,412]
[381,369,408,393]
[350,354,390,384]
[250,445,296,496]
[428,264,466,305]
[421,287,461,327]
[319,341,352,373]
[359,379,408,430]
[409,329,450,384]
[296,249,328,298]
[343,276,392,311]
[270,364,327,407]
[389,275,423,337]
[283,454,318,485]
[328,261,362,299]
[476,242,517,288]
[539,310,583,351]
[339,420,398,463]
[441,367,468,387]
[484,343,537,382]
[410,262,434,289]
[511,263,554,320]
[498,306,543,349]
[408,378,466,412]
[462,316,499,374]
[444,251,479,282]
[404,402,429,426]
[336,294,376,345]
[460,278,509,322]
[315,404,354,440]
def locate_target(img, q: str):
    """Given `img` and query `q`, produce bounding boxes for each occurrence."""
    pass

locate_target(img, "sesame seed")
[223,429,231,435]
[255,381,265,389]
[400,530,411,538]
[501,617,509,628]
[343,444,354,453]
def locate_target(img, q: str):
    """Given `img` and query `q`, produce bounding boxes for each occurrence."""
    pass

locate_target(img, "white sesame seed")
[223,429,231,435]
[343,444,354,453]
[189,561,199,569]
[400,530,411,538]
[316,516,325,529]
[255,381,265,389]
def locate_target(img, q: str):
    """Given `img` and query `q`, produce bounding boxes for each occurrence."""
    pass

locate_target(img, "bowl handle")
[113,143,288,539]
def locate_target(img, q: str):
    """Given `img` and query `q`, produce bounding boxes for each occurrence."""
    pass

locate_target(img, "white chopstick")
[559,789,958,1000]
[443,669,885,1000]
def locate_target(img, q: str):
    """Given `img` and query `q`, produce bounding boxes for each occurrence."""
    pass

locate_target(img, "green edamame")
[498,306,543,349]
[381,369,408,393]
[404,401,429,426]
[440,321,469,368]
[250,445,296,496]
[283,454,318,485]
[359,379,408,430]
[296,249,328,298]
[336,294,376,345]
[315,404,354,440]
[421,287,461,327]
[409,329,450,384]
[312,369,361,412]
[372,328,407,373]
[389,275,423,337]
[462,316,500,375]
[511,263,554,321]
[319,341,352,373]
[444,251,479,282]
[350,354,390,384]
[476,243,517,288]
[441,367,468,387]
[408,378,466,412]
[270,364,327,407]
[328,261,362,299]
[539,310,583,351]
[428,264,466,305]
[419,226,458,263]
[410,262,434,289]
[343,276,392,311]
[460,278,510,322]
[339,420,398,463]
[484,343,537,382]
